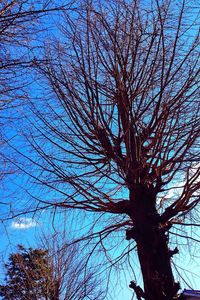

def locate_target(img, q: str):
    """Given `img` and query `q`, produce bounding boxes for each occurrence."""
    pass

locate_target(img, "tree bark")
[129,186,179,300]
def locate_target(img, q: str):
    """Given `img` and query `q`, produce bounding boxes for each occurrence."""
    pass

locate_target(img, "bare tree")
[0,0,56,111]
[0,0,31,179]
[38,231,106,300]
[0,0,74,181]
[0,236,105,300]
[5,0,200,299]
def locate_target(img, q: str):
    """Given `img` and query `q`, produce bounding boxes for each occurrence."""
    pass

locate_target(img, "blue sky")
[0,209,136,299]
[0,1,200,299]
[0,201,200,300]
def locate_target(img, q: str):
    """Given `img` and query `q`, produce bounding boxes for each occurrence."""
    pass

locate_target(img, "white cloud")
[11,217,38,229]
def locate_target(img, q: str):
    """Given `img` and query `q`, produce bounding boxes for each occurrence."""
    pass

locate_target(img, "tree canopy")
[1,0,200,299]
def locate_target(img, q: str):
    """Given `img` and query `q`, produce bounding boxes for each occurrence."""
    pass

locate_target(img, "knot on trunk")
[158,221,172,232]
[172,281,181,296]
[126,227,137,240]
[129,281,145,300]
[168,247,179,257]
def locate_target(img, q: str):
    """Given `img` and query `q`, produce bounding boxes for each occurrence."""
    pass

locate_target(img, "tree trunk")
[129,186,179,300]
[50,280,60,300]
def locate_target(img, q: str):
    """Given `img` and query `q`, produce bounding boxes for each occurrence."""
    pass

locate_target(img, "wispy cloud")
[11,217,38,229]
[165,163,200,199]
